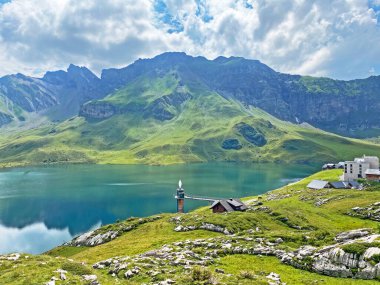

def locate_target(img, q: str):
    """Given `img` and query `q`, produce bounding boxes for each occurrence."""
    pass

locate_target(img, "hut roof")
[307,180,330,190]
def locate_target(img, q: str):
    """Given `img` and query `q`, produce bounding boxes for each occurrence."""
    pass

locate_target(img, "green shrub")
[62,261,92,276]
[370,254,380,265]
[191,266,212,283]
[351,268,358,275]
[341,243,369,256]
[239,270,256,280]
[341,242,380,256]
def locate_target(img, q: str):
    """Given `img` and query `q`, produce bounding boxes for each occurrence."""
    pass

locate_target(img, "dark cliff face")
[0,112,12,126]
[114,53,378,136]
[79,102,116,119]
[0,65,107,124]
[0,74,58,112]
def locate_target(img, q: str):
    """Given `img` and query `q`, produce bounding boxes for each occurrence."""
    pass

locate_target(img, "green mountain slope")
[0,70,380,167]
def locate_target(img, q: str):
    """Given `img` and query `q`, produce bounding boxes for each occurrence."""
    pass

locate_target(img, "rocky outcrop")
[144,91,192,121]
[79,102,116,119]
[347,202,380,222]
[235,122,267,147]
[282,229,380,280]
[69,216,161,247]
[221,138,242,150]
[173,220,231,235]
[0,64,107,126]
[0,111,13,126]
[335,228,372,242]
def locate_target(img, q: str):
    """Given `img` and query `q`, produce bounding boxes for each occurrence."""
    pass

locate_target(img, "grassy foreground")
[2,169,380,284]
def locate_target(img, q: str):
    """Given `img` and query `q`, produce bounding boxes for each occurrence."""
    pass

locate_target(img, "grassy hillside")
[2,169,380,284]
[0,74,380,168]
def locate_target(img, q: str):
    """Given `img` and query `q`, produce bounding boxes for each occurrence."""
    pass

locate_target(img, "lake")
[0,163,318,254]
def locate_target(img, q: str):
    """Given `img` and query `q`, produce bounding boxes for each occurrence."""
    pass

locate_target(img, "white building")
[344,155,379,181]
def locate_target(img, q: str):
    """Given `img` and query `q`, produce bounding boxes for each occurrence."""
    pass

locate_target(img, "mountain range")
[0,52,380,166]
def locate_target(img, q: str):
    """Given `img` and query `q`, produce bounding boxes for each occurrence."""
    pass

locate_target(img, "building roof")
[348,180,361,189]
[230,198,248,210]
[330,181,348,189]
[307,180,329,190]
[228,199,243,207]
[365,169,380,175]
[210,198,247,212]
[210,200,234,212]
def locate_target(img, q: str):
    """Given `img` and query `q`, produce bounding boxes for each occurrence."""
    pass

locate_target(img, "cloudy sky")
[0,0,379,79]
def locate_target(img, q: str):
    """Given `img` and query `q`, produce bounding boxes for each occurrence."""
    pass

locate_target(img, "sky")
[0,0,379,80]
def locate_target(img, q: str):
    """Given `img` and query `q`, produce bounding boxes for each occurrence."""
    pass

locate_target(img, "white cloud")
[0,0,379,79]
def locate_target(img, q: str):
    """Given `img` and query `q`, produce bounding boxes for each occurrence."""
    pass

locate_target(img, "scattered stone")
[266,272,286,285]
[124,270,134,279]
[7,253,20,261]
[275,238,284,244]
[266,194,291,201]
[335,228,371,242]
[82,274,97,282]
[347,203,380,222]
[60,272,66,281]
[314,198,331,207]
[90,229,380,282]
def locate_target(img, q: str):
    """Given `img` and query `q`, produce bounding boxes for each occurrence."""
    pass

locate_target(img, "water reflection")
[0,223,72,254]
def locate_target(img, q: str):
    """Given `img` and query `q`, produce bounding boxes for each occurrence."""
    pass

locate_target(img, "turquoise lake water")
[0,163,318,254]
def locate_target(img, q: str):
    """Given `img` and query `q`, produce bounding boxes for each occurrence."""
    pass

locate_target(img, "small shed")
[307,180,330,190]
[365,169,380,181]
[210,198,247,213]
[336,162,345,169]
[322,163,336,170]
[330,181,349,189]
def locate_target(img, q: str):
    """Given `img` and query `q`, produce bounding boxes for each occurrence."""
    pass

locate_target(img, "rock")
[156,279,176,285]
[215,268,225,273]
[296,245,316,258]
[124,270,134,279]
[363,247,380,261]
[267,272,282,284]
[199,223,231,235]
[174,225,183,232]
[82,274,97,281]
[275,238,284,244]
[7,253,20,261]
[335,228,371,242]
[60,272,66,280]
[69,216,161,247]
[79,102,116,119]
